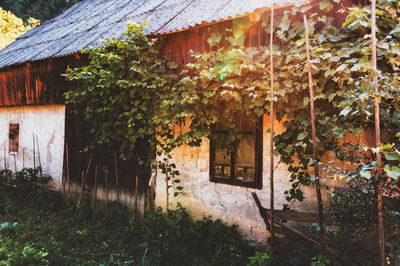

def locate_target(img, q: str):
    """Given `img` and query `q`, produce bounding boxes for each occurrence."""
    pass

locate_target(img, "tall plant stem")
[371,0,385,264]
[269,3,277,247]
[304,15,324,244]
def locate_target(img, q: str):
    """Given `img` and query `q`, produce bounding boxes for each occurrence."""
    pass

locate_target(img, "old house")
[0,0,357,243]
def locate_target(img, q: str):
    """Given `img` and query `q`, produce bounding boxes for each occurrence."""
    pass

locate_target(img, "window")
[9,123,19,153]
[210,116,263,189]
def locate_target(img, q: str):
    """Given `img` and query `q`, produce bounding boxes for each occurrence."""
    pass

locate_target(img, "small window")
[9,123,19,153]
[210,116,263,189]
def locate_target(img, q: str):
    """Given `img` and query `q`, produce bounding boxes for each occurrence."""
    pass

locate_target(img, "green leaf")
[384,166,400,180]
[360,170,371,180]
[207,33,222,47]
[0,222,9,229]
[336,63,348,72]
[381,144,392,150]
[372,147,381,153]
[339,106,351,116]
[279,14,291,32]
[167,61,179,69]
[297,132,308,141]
[384,152,400,161]
[320,0,333,11]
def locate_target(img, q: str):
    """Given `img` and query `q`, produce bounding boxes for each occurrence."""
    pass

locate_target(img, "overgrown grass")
[0,181,255,265]
[0,169,355,265]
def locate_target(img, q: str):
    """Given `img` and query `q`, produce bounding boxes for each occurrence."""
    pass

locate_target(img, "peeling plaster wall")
[155,115,321,243]
[0,105,65,188]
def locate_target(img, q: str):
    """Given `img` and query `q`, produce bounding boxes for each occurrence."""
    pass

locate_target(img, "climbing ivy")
[64,22,178,161]
[64,0,400,206]
[160,0,400,202]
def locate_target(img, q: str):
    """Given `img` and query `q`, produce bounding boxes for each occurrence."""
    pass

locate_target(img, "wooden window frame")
[9,123,20,154]
[209,118,263,189]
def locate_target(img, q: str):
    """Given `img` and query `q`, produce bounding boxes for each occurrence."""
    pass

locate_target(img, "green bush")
[0,183,253,265]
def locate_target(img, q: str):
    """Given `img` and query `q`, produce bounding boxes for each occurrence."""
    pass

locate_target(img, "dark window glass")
[9,123,19,153]
[210,117,262,189]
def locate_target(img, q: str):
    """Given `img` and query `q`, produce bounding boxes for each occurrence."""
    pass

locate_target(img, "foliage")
[327,167,400,264]
[310,254,334,266]
[159,0,400,201]
[65,22,177,161]
[0,7,39,49]
[157,46,271,151]
[0,175,254,265]
[0,167,51,188]
[247,250,271,265]
[0,0,82,23]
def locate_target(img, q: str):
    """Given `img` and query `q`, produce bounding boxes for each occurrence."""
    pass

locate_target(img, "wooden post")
[371,0,385,264]
[304,15,324,243]
[104,167,109,202]
[66,142,70,197]
[269,3,277,247]
[33,133,36,169]
[78,170,84,207]
[33,133,36,188]
[22,148,25,169]
[94,165,98,211]
[114,152,119,201]
[3,143,6,169]
[35,135,42,169]
[13,153,17,173]
[78,154,92,207]
[165,163,169,216]
[134,175,139,216]
[84,154,93,180]
[36,135,43,186]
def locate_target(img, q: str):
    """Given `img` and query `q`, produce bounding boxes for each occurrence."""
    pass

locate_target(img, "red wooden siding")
[0,55,85,107]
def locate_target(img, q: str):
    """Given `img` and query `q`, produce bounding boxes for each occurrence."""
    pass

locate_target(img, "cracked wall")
[0,105,65,187]
[155,114,320,243]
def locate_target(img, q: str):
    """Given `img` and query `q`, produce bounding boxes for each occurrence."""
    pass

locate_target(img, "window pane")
[215,148,231,178]
[9,123,19,153]
[236,134,255,181]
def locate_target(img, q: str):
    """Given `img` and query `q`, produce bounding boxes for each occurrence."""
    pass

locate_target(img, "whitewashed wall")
[0,105,65,188]
[155,115,321,243]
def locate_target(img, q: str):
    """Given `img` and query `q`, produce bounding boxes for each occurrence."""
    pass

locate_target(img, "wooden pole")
[33,133,36,169]
[78,154,93,207]
[304,15,324,243]
[84,154,93,180]
[94,165,98,211]
[13,153,17,173]
[33,133,36,188]
[35,135,42,170]
[104,167,109,202]
[3,143,6,169]
[134,175,139,216]
[371,0,385,264]
[35,135,43,186]
[165,163,169,216]
[78,170,84,207]
[114,152,119,201]
[269,4,277,247]
[66,142,70,197]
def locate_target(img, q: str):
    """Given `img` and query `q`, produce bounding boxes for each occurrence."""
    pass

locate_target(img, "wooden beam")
[371,0,385,264]
[304,14,324,243]
[269,3,277,246]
